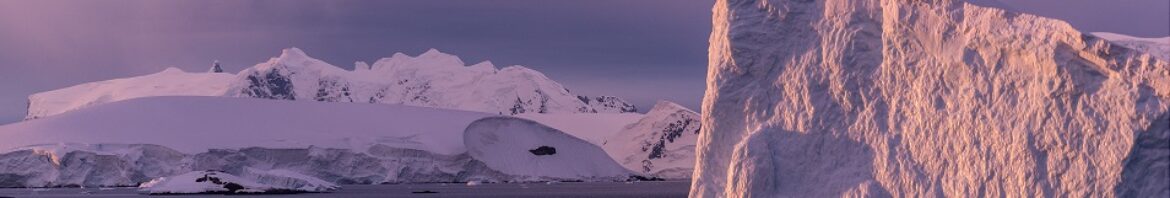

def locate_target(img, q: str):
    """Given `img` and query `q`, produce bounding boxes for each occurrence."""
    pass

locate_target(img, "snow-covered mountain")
[25,48,636,119]
[604,101,700,179]
[1092,32,1170,61]
[694,0,1169,197]
[0,97,636,187]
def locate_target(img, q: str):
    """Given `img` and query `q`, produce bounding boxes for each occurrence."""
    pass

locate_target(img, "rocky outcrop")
[605,101,700,179]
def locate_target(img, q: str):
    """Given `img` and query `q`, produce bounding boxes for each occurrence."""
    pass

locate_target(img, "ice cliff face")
[580,96,639,113]
[25,48,637,119]
[693,0,1170,197]
[0,144,187,188]
[0,97,638,187]
[605,101,701,179]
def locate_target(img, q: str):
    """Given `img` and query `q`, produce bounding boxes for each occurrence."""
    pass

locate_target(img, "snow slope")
[604,101,701,179]
[25,68,233,120]
[25,48,636,119]
[694,0,1170,197]
[516,113,646,145]
[7,96,488,155]
[1092,32,1170,61]
[464,117,632,180]
[0,97,636,187]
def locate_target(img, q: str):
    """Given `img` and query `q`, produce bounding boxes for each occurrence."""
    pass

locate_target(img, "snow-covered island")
[0,48,700,188]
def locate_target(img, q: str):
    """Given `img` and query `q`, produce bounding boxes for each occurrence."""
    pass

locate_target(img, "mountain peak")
[469,61,496,71]
[648,100,693,114]
[420,48,444,56]
[159,67,186,74]
[371,49,469,71]
[354,61,371,71]
[278,47,309,60]
[416,48,465,67]
[499,65,544,77]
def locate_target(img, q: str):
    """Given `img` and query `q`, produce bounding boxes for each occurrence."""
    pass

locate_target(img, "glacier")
[0,97,639,187]
[25,48,637,120]
[693,0,1170,197]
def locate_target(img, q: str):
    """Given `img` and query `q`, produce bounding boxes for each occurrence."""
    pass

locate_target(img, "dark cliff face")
[645,115,700,160]
[210,62,225,73]
[596,96,638,113]
[241,68,296,100]
[509,90,552,115]
[579,96,639,113]
[639,109,700,174]
[314,78,354,102]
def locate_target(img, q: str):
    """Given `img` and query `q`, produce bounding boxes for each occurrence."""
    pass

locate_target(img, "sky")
[0,0,1167,125]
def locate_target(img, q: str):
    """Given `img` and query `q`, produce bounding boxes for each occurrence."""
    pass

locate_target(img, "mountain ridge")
[25,48,638,119]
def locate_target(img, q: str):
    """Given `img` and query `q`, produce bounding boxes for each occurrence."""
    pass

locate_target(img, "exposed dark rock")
[528,146,557,156]
[241,68,296,100]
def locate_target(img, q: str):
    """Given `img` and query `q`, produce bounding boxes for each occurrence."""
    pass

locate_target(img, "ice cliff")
[692,0,1170,197]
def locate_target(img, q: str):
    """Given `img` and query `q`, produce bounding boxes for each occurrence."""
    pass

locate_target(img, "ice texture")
[692,0,1170,197]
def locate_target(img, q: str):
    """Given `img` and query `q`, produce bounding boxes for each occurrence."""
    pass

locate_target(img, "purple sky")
[0,0,1167,124]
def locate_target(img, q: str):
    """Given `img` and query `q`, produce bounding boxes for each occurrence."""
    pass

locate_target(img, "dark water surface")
[0,181,690,198]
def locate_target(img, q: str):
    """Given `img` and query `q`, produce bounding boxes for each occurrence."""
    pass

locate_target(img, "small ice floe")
[139,170,337,195]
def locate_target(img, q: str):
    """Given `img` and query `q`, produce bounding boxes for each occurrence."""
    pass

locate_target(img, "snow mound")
[604,101,700,179]
[694,0,1170,197]
[142,170,333,194]
[26,47,637,119]
[464,117,633,181]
